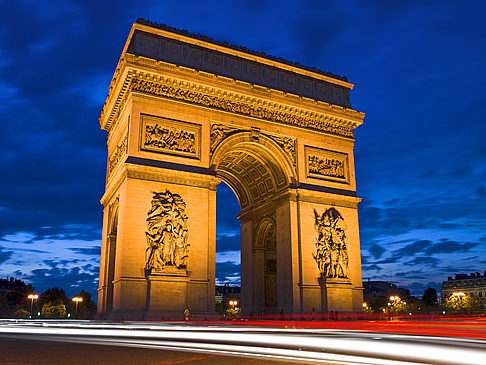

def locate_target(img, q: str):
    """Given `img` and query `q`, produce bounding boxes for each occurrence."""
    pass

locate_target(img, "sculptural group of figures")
[308,155,345,178]
[145,190,189,272]
[145,123,196,153]
[313,208,349,278]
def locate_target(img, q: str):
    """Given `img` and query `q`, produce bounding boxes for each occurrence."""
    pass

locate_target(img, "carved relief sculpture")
[313,208,349,279]
[267,135,296,168]
[210,123,238,154]
[142,119,197,157]
[130,77,355,138]
[107,132,128,177]
[308,155,345,179]
[144,190,189,273]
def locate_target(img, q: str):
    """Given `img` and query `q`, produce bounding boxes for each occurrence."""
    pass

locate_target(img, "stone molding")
[100,59,364,136]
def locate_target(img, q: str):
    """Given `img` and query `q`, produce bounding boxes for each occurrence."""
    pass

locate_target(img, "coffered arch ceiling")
[215,144,288,209]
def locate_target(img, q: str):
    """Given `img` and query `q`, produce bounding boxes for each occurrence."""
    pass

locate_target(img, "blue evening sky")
[0,0,485,298]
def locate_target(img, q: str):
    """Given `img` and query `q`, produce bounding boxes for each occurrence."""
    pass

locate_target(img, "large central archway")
[97,21,365,319]
[212,133,294,314]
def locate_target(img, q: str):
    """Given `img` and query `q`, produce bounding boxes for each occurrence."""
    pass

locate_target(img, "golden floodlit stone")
[97,20,365,319]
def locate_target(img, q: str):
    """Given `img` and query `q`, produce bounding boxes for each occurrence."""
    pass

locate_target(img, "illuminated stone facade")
[97,20,365,319]
[441,272,486,301]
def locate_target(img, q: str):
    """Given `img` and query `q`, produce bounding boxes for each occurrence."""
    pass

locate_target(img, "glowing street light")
[389,295,400,302]
[229,300,238,309]
[72,297,83,318]
[362,303,367,308]
[27,294,38,316]
[452,292,465,297]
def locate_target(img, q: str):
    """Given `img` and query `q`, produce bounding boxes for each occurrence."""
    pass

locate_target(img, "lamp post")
[229,300,238,310]
[27,294,38,317]
[72,297,83,318]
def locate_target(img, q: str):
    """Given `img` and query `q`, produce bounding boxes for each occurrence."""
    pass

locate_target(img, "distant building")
[363,280,410,299]
[215,284,241,305]
[440,271,486,301]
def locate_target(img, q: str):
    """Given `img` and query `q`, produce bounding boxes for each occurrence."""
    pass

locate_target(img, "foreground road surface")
[1,320,485,364]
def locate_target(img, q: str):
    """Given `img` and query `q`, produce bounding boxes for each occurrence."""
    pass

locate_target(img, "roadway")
[1,319,485,364]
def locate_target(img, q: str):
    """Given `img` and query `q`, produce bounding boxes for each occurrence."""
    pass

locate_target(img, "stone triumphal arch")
[97,20,365,319]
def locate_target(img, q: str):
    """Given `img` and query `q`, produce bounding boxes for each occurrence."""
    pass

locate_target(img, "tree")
[41,302,66,318]
[72,290,97,319]
[422,288,438,306]
[443,294,480,312]
[38,287,69,318]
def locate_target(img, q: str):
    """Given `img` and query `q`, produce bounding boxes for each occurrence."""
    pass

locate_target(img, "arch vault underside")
[97,21,365,319]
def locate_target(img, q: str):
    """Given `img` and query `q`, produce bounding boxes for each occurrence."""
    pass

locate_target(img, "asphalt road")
[0,337,285,365]
[1,320,486,364]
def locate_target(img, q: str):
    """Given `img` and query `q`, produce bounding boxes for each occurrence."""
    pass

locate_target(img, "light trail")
[0,320,485,364]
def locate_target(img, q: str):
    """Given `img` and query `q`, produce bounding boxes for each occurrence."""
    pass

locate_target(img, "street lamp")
[362,302,367,308]
[229,300,238,309]
[27,294,38,316]
[72,297,83,318]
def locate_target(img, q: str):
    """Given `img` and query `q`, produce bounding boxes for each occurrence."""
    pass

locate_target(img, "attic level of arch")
[99,58,364,137]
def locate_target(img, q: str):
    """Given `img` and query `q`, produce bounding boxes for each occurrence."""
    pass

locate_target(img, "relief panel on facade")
[313,208,349,279]
[267,134,296,168]
[210,123,239,154]
[107,131,128,177]
[144,190,189,274]
[305,146,349,184]
[140,114,201,159]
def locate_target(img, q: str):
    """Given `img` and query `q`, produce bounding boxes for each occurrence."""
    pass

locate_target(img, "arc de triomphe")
[97,20,365,319]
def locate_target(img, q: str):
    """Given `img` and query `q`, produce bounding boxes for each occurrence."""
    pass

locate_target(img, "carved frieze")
[313,208,348,279]
[130,77,355,138]
[144,190,189,273]
[107,131,128,177]
[140,114,201,159]
[305,146,349,184]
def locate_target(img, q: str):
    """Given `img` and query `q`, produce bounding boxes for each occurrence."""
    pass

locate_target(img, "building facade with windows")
[440,272,486,301]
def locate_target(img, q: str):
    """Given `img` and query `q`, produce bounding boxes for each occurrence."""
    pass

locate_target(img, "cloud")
[0,246,13,264]
[368,244,386,259]
[68,246,101,256]
[216,261,241,284]
[363,264,382,271]
[393,240,432,257]
[22,264,99,299]
[405,257,439,266]
[425,239,481,254]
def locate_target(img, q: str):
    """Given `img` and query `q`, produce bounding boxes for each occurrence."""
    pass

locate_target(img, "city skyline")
[0,1,485,298]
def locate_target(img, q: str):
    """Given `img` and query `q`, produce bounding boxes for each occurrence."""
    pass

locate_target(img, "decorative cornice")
[101,65,363,139]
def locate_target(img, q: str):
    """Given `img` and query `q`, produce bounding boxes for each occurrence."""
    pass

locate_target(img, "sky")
[0,0,485,299]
